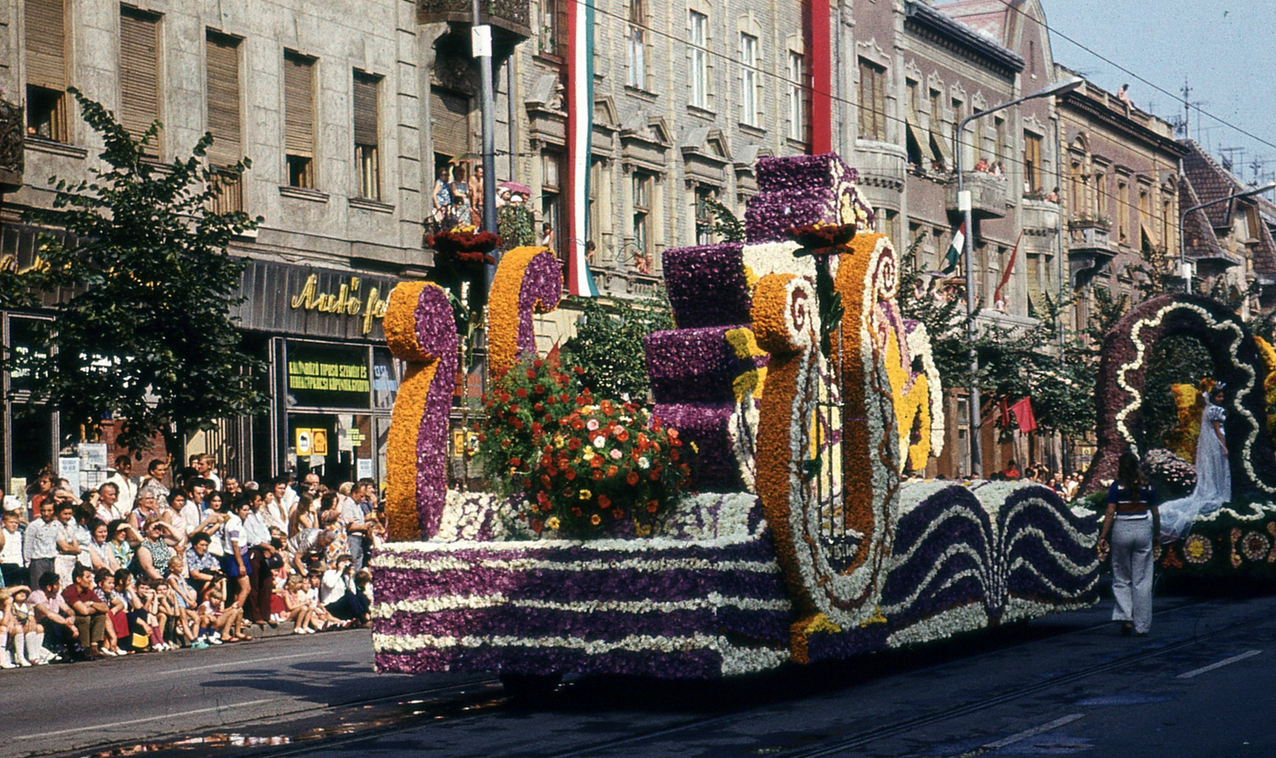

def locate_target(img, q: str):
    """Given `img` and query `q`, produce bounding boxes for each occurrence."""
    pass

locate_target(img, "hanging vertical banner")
[565,0,600,297]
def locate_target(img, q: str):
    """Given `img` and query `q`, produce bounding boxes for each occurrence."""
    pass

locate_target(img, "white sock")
[13,633,29,665]
[0,632,11,666]
[26,631,41,661]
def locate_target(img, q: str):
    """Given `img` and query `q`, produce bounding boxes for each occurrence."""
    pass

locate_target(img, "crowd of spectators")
[0,454,381,665]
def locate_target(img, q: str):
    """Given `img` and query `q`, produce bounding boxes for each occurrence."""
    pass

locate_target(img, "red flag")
[998,397,1011,427]
[993,230,1024,309]
[1009,397,1037,433]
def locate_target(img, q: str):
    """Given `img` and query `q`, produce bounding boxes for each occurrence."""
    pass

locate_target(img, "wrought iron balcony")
[0,98,24,189]
[946,171,1008,219]
[418,0,530,41]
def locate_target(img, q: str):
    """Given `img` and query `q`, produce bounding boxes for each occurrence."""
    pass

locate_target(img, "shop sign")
[286,343,372,409]
[289,275,390,335]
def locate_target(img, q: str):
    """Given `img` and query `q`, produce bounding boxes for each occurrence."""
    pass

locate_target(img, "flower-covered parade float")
[369,154,1100,689]
[1082,294,1276,579]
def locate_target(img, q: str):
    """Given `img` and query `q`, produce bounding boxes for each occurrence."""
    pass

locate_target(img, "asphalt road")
[0,628,482,758]
[6,591,1276,758]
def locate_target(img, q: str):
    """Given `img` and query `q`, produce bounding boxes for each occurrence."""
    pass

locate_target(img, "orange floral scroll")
[487,246,563,382]
[383,281,458,541]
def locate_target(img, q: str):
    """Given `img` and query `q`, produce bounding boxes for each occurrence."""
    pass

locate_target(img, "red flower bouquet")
[427,227,501,265]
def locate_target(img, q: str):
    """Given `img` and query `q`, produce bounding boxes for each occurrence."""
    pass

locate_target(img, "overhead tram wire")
[988,0,1276,154]
[566,0,1204,224]
[566,0,1208,225]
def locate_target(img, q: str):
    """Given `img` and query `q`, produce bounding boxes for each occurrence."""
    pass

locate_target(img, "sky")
[1041,0,1276,185]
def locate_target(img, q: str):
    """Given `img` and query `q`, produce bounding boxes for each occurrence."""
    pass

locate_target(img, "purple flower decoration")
[413,285,459,538]
[661,243,751,328]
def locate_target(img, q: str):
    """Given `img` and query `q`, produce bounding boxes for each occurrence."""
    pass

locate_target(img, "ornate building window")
[787,51,805,142]
[688,11,709,109]
[626,0,646,89]
[857,59,886,142]
[739,33,759,127]
[25,0,68,142]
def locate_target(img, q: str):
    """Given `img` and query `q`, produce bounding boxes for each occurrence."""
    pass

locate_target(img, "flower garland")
[1085,294,1276,498]
[425,226,500,265]
[383,281,459,540]
[487,246,563,382]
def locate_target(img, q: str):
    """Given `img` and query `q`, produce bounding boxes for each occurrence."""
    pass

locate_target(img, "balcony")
[1021,199,1061,237]
[418,0,531,42]
[1067,217,1114,284]
[0,98,24,189]
[946,171,1008,219]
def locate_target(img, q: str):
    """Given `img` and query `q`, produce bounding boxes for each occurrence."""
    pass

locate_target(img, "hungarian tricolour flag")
[942,222,965,274]
[564,0,600,297]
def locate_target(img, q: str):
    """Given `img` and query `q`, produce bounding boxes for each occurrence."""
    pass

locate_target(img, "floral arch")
[1083,293,1276,497]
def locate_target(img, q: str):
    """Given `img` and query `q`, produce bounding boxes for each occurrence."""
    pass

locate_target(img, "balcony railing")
[418,0,530,40]
[946,171,1008,218]
[0,98,24,189]
[1067,218,1112,254]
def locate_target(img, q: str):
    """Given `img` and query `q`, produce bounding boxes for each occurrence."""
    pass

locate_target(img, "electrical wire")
[553,0,1181,227]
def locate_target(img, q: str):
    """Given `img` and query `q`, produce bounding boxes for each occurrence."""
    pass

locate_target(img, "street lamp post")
[1178,182,1276,293]
[954,77,1082,478]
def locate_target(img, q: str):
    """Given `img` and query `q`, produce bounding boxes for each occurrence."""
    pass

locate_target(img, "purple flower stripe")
[516,250,563,360]
[412,284,459,539]
[645,326,757,404]
[376,646,730,680]
[372,562,786,605]
[661,243,750,328]
[374,605,792,646]
[745,154,864,243]
[652,402,743,491]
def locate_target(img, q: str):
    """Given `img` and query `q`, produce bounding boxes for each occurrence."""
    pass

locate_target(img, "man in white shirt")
[242,492,276,625]
[104,456,137,514]
[339,486,369,571]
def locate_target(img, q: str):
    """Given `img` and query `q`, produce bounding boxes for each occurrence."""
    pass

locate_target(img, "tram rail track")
[39,594,1265,758]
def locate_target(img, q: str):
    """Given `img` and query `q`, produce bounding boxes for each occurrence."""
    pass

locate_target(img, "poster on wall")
[286,342,372,409]
[58,457,81,494]
[356,458,373,480]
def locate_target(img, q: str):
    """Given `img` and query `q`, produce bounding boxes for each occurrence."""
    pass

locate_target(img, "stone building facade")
[1053,72,1186,339]
[0,0,461,484]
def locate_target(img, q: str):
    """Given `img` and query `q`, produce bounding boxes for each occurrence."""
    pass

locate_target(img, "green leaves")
[9,91,267,454]
[563,293,675,404]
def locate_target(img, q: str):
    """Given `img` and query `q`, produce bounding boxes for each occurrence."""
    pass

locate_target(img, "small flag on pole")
[1009,397,1038,433]
[942,222,965,274]
[993,229,1024,310]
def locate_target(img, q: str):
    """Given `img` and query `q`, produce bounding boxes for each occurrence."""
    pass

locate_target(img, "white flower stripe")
[375,631,759,656]
[372,554,782,575]
[885,604,989,648]
[372,594,793,620]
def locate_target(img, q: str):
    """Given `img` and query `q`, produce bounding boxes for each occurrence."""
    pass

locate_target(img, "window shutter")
[284,52,314,158]
[353,72,378,147]
[25,0,66,90]
[429,87,469,160]
[205,33,241,166]
[119,9,160,145]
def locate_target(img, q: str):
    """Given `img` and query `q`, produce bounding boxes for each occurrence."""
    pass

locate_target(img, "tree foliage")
[562,293,674,403]
[896,234,1094,438]
[14,89,266,454]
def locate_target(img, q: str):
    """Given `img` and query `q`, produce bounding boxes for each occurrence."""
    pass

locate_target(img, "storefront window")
[371,347,400,410]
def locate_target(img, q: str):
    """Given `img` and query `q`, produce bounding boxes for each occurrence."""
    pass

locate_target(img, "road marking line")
[955,714,1084,758]
[17,698,284,739]
[1177,649,1262,679]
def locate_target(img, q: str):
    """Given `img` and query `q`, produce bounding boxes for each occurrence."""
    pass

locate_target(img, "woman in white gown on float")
[1160,385,1231,540]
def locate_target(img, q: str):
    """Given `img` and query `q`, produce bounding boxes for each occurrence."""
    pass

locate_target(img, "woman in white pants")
[1096,451,1160,637]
